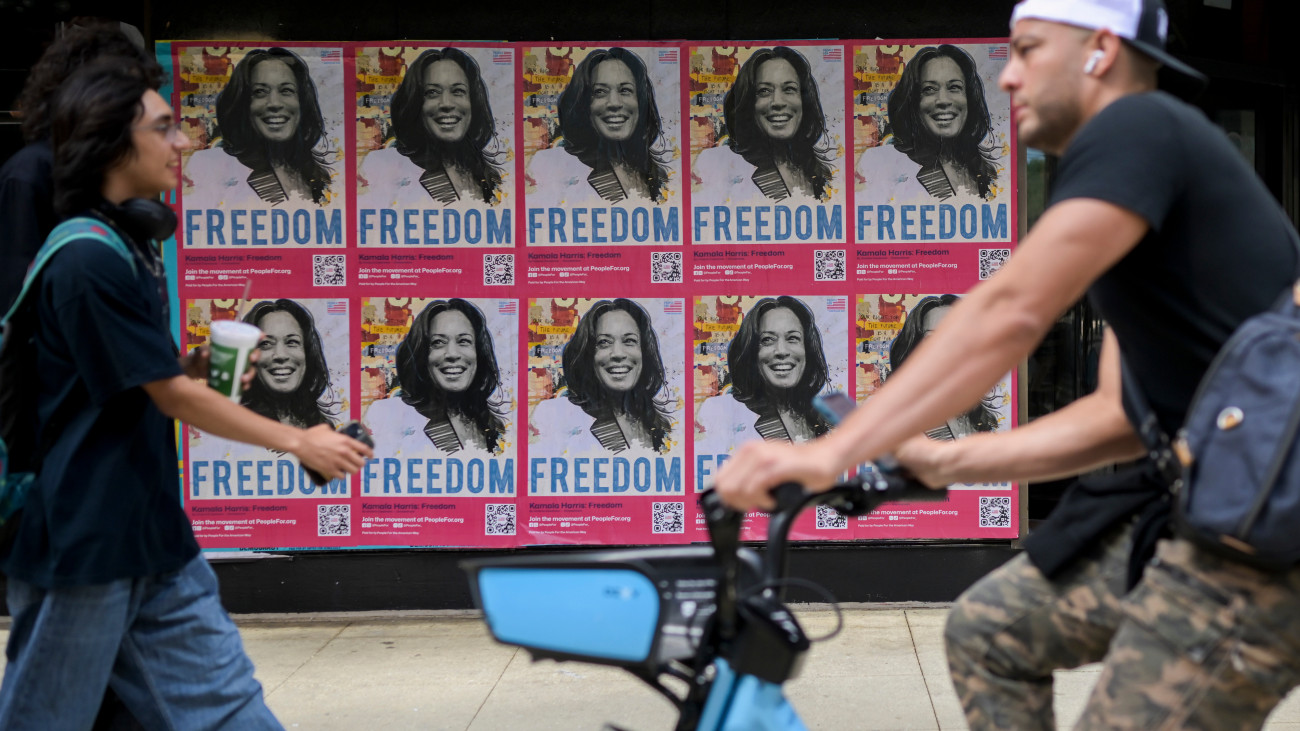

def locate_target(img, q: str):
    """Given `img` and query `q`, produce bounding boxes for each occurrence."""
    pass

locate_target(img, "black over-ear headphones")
[98,198,178,243]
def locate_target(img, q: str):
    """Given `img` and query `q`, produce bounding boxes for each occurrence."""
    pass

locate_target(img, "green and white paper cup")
[208,320,261,401]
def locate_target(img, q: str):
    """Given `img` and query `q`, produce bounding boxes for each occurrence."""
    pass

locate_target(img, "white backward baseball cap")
[1011,0,1208,96]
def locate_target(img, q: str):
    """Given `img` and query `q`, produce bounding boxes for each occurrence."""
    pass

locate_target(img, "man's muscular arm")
[714,198,1149,510]
[896,329,1144,486]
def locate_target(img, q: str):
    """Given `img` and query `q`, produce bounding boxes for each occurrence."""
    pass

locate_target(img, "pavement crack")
[259,622,351,699]
[464,646,518,730]
[905,610,945,730]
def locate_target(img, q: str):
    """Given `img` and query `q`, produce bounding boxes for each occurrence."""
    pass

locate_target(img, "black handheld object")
[303,420,375,486]
[814,392,902,472]
[812,391,855,425]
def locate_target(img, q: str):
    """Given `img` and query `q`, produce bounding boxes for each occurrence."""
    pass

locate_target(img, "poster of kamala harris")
[356,46,516,247]
[853,292,1017,539]
[358,297,519,547]
[174,44,347,248]
[692,295,849,540]
[853,41,1013,244]
[526,298,688,544]
[522,46,684,246]
[688,44,847,245]
[183,297,355,549]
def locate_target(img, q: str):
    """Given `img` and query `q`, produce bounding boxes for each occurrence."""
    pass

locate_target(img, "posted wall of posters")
[159,37,1019,552]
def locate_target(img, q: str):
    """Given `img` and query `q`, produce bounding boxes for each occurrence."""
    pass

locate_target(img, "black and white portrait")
[365,298,510,455]
[185,47,338,208]
[241,298,340,429]
[359,48,510,209]
[524,45,682,216]
[857,44,1007,204]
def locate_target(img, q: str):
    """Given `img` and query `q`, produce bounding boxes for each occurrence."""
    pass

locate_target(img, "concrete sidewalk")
[8,606,1300,730]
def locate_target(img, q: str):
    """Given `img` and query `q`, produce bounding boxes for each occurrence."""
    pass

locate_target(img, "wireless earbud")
[1083,50,1105,75]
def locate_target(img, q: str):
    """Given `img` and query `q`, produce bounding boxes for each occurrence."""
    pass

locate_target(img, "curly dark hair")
[557,48,671,203]
[241,299,338,428]
[18,20,161,143]
[390,48,505,205]
[727,295,832,437]
[888,45,998,199]
[723,47,834,201]
[888,294,999,433]
[216,47,333,204]
[50,61,157,217]
[395,298,507,454]
[562,298,673,453]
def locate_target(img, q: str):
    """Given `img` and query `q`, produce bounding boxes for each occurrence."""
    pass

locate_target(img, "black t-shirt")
[0,140,55,314]
[0,212,197,587]
[1051,91,1299,435]
[1027,92,1300,577]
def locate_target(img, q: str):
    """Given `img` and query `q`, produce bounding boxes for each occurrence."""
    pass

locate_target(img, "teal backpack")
[0,217,135,530]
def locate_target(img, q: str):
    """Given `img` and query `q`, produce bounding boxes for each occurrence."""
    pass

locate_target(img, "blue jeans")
[0,555,282,730]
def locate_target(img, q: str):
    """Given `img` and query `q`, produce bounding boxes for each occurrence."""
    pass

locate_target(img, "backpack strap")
[1,217,135,325]
[1119,355,1182,486]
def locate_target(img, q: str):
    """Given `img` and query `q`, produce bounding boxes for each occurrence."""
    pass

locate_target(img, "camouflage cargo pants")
[1074,536,1300,730]
[945,520,1133,730]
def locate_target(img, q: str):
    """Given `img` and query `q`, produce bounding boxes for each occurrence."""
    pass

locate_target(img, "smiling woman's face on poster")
[693,295,848,453]
[248,59,301,143]
[527,297,685,462]
[360,297,517,458]
[853,41,1010,239]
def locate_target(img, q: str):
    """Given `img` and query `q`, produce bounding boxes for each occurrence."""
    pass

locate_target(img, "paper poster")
[176,44,348,249]
[357,296,519,547]
[355,45,517,248]
[184,297,356,548]
[692,294,850,540]
[525,297,689,543]
[853,292,1017,538]
[689,44,847,245]
[853,41,1013,245]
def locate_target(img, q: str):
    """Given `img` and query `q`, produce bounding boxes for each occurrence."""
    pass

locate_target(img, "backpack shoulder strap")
[2,217,135,324]
[1119,355,1181,485]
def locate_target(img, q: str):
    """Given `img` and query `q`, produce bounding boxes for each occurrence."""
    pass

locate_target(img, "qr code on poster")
[814,249,846,281]
[979,248,1012,280]
[651,251,682,283]
[815,504,848,530]
[312,254,345,286]
[483,254,514,286]
[317,504,350,536]
[485,503,516,535]
[652,502,684,533]
[979,496,1012,528]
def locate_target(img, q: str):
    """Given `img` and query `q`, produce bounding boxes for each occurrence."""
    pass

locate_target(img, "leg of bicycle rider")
[946,519,1133,730]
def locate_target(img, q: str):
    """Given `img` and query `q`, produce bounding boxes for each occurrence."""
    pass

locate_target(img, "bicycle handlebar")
[700,465,946,527]
[700,464,948,596]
